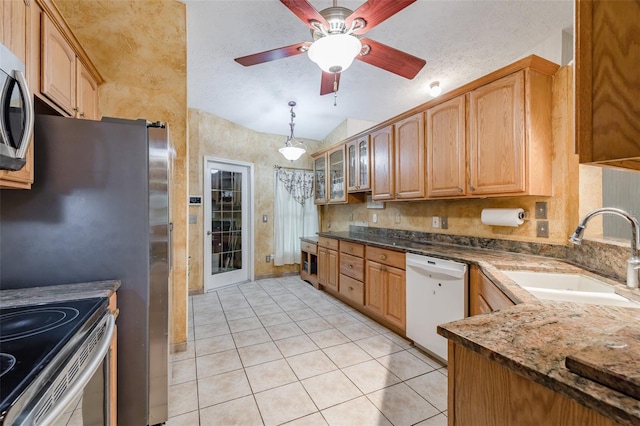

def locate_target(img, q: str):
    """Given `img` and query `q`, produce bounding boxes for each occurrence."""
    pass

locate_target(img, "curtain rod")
[274,165,313,172]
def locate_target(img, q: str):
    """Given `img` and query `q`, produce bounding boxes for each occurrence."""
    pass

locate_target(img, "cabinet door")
[365,261,385,317]
[41,13,76,115]
[326,249,339,291]
[328,145,346,203]
[77,60,98,120]
[427,96,466,197]
[394,113,426,199]
[385,266,406,330]
[469,266,514,316]
[346,139,359,192]
[318,247,329,285]
[469,71,525,195]
[358,137,370,191]
[313,154,327,204]
[1,0,27,63]
[370,126,394,200]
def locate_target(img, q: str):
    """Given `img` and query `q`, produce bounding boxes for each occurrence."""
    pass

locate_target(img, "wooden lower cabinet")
[318,237,339,292]
[365,260,406,330]
[469,265,515,315]
[300,240,318,288]
[448,342,617,426]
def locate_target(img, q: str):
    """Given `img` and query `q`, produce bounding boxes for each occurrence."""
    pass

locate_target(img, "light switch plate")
[535,202,548,219]
[441,217,448,229]
[262,215,268,222]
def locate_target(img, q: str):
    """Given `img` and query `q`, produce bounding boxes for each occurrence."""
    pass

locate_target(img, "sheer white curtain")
[274,169,318,266]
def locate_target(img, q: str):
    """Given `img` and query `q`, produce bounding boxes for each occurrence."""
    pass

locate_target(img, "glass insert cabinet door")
[346,137,370,192]
[313,155,326,203]
[328,146,345,202]
[205,160,250,290]
[358,137,369,190]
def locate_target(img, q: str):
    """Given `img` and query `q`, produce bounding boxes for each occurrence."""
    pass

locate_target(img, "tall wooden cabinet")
[0,0,33,189]
[575,0,640,171]
[370,126,394,200]
[346,136,370,192]
[427,95,466,198]
[394,113,426,200]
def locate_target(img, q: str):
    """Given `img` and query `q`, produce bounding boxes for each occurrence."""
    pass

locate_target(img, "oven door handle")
[38,313,115,426]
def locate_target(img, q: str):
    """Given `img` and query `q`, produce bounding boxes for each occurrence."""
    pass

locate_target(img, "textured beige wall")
[189,109,324,292]
[55,0,189,346]
[323,65,580,245]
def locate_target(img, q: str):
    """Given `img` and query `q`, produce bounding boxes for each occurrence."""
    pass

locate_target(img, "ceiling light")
[429,81,442,97]
[279,101,307,162]
[307,34,362,74]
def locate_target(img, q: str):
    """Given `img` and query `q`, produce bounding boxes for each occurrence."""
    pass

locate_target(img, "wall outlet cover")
[432,216,440,228]
[188,195,202,205]
[262,214,268,222]
[395,213,401,223]
[535,202,548,219]
[441,216,448,229]
[265,255,271,263]
[372,214,378,223]
[537,220,549,238]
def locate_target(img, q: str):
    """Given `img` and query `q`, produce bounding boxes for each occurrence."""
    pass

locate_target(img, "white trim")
[203,156,255,291]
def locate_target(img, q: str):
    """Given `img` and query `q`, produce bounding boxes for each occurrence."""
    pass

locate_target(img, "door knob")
[207,231,213,236]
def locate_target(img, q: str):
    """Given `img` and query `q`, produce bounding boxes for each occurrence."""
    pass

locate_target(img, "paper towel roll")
[481,208,525,227]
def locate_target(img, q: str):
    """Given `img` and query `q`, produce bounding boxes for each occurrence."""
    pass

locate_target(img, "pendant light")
[279,101,307,162]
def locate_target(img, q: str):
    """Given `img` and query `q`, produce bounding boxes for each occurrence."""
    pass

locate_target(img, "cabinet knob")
[348,247,353,252]
[470,186,476,191]
[348,264,353,269]
[380,254,386,260]
[458,188,463,193]
[73,107,79,112]
[349,286,354,291]
[80,112,85,118]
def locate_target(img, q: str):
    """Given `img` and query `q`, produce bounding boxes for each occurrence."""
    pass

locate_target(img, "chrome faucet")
[569,207,640,289]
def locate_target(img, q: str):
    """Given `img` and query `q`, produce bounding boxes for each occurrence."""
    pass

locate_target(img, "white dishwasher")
[406,253,468,363]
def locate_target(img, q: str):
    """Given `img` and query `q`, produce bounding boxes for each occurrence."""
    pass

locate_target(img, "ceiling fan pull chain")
[333,74,339,107]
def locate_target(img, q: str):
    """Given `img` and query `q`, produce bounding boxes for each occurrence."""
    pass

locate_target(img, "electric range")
[0,297,109,425]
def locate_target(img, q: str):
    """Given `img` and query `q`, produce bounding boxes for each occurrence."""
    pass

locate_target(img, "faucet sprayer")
[569,207,640,289]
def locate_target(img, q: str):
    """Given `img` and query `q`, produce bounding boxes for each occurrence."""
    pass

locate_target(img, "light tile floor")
[168,276,448,426]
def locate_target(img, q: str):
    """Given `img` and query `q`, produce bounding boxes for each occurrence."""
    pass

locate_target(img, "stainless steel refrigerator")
[0,114,171,425]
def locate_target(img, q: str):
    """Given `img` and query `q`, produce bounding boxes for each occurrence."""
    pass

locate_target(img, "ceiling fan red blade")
[280,0,328,29]
[356,38,426,79]
[320,72,341,96]
[234,42,311,66]
[346,0,417,35]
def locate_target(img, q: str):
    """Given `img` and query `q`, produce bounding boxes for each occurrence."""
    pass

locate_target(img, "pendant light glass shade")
[308,34,362,73]
[279,138,306,161]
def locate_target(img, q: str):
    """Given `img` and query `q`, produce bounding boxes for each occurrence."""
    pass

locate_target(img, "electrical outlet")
[327,221,331,229]
[265,255,271,263]
[441,216,448,229]
[395,213,401,223]
[349,213,353,221]
[372,213,378,223]
[535,202,548,219]
[432,216,440,228]
[262,214,268,222]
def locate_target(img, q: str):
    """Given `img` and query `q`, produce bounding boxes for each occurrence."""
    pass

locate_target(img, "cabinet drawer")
[318,237,339,251]
[301,241,317,255]
[340,253,364,281]
[339,274,364,305]
[340,241,365,257]
[366,246,405,269]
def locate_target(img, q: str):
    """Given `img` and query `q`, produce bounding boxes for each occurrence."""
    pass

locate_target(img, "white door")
[204,158,253,291]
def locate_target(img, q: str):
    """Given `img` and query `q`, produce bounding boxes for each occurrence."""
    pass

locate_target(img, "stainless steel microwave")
[0,42,34,171]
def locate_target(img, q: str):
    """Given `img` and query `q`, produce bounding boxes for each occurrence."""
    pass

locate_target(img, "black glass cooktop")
[0,297,108,420]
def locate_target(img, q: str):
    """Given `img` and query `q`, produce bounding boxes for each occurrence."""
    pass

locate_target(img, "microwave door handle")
[14,70,34,159]
[36,314,115,426]
[0,78,11,148]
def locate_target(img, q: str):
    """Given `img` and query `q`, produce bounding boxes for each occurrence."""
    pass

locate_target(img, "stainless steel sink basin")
[501,270,640,308]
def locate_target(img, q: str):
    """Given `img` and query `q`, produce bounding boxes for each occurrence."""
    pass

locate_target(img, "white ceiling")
[186,0,573,141]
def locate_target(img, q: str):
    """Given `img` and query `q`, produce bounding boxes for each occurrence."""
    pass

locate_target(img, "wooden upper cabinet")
[328,145,346,203]
[77,60,99,120]
[468,71,525,195]
[394,113,426,199]
[0,0,34,189]
[575,0,640,170]
[313,153,327,204]
[346,136,370,192]
[427,95,466,197]
[42,12,76,116]
[371,126,394,200]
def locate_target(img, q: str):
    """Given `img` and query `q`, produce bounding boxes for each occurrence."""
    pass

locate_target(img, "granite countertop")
[317,231,640,424]
[0,280,121,308]
[300,236,319,244]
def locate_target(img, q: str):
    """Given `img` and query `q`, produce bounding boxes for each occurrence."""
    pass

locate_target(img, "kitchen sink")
[501,270,640,308]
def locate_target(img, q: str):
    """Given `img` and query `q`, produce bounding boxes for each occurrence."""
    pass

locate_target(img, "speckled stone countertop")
[316,231,640,424]
[0,280,120,308]
[300,236,318,244]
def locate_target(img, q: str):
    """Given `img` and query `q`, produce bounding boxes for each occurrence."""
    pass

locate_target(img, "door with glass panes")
[204,159,252,290]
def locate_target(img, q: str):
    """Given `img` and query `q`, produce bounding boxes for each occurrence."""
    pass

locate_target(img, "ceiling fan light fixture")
[307,34,362,74]
[279,101,307,162]
[429,81,442,97]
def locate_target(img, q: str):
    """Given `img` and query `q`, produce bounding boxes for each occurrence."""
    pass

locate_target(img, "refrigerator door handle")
[168,222,173,271]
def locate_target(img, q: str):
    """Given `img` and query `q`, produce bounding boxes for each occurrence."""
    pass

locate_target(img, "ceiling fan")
[234,0,426,96]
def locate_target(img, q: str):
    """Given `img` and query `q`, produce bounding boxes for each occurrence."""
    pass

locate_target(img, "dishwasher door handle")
[406,257,466,279]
